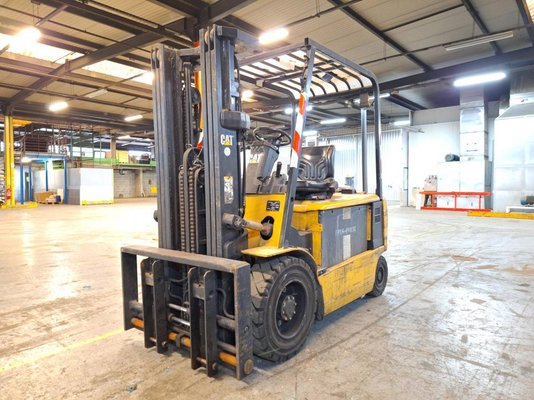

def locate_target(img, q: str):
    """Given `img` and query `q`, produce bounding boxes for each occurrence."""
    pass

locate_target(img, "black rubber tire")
[250,256,317,362]
[368,256,388,297]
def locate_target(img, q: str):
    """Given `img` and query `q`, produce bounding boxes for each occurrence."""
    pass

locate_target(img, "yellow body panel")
[242,191,388,316]
[319,246,385,314]
[242,246,299,258]
[244,194,287,248]
[293,193,380,212]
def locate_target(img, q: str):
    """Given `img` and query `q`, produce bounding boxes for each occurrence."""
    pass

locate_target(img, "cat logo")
[220,134,233,146]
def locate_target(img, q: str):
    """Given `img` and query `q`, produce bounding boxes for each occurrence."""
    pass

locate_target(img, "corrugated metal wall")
[319,128,403,202]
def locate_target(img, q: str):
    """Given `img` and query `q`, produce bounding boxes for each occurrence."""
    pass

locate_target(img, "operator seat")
[295,145,338,200]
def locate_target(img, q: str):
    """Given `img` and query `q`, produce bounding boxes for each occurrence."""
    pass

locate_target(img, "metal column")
[4,114,15,206]
[19,162,24,205]
[45,160,49,191]
[361,107,368,193]
[63,158,68,204]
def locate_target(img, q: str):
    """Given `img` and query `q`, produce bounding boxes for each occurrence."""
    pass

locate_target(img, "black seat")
[295,145,338,200]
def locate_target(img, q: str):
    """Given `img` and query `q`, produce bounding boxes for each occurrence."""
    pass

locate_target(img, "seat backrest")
[298,145,335,181]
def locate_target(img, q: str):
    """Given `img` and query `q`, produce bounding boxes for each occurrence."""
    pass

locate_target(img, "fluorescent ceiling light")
[393,120,410,126]
[303,130,318,136]
[84,88,108,98]
[48,101,69,112]
[21,156,32,163]
[453,72,506,87]
[137,71,154,85]
[10,26,41,50]
[284,105,312,114]
[320,117,346,125]
[354,93,390,103]
[124,114,143,122]
[118,135,132,140]
[241,89,254,101]
[259,28,289,45]
[444,31,514,51]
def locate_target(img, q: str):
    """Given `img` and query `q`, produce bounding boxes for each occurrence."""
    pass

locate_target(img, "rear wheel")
[250,256,317,362]
[368,256,388,297]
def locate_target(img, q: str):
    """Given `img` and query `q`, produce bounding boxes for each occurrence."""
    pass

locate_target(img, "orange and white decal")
[290,93,307,168]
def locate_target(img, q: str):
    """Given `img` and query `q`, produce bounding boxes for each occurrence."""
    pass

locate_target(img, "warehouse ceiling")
[0,0,534,135]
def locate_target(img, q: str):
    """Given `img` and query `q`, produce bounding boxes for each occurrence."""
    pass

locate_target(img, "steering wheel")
[253,126,291,147]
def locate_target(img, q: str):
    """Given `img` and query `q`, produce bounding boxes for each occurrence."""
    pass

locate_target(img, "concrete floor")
[0,198,533,399]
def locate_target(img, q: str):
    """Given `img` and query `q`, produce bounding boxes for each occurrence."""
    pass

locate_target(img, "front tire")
[250,256,317,362]
[368,255,388,297]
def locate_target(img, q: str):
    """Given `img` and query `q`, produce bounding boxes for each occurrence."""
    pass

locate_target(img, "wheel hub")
[280,294,297,321]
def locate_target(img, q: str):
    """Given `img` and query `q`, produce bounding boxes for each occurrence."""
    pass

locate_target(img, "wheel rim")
[274,279,307,339]
[376,265,384,284]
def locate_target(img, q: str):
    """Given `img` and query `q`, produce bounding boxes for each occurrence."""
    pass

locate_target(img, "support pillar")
[110,136,117,161]
[19,162,24,205]
[45,160,49,191]
[63,158,69,204]
[4,114,15,206]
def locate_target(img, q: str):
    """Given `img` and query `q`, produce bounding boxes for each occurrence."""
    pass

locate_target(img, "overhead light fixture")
[9,26,41,50]
[284,105,312,114]
[354,93,390,104]
[393,120,410,126]
[118,135,132,140]
[259,28,289,45]
[48,101,69,112]
[241,89,254,101]
[303,130,318,136]
[138,71,154,85]
[84,88,108,98]
[21,156,32,163]
[453,71,506,87]
[124,114,143,122]
[444,31,514,51]
[320,117,346,125]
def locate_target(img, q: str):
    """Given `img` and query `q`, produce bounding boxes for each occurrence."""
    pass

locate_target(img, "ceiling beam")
[148,0,200,18]
[37,0,191,47]
[515,0,534,46]
[383,5,464,33]
[0,56,152,100]
[5,101,150,130]
[461,0,502,54]
[148,0,261,35]
[0,82,152,113]
[311,46,534,103]
[200,0,258,24]
[6,12,198,108]
[6,31,162,106]
[387,94,426,111]
[35,4,68,26]
[328,0,432,72]
[0,24,150,71]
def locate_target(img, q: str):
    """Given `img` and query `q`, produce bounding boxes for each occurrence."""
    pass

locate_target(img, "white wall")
[79,168,113,204]
[408,122,460,204]
[33,164,65,193]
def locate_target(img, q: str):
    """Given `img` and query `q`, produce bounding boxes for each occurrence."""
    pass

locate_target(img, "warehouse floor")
[1,199,533,399]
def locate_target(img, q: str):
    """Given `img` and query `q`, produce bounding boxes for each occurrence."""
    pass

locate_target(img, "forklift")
[121,25,387,379]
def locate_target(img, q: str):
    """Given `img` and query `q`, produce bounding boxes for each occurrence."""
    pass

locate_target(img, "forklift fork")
[121,245,254,379]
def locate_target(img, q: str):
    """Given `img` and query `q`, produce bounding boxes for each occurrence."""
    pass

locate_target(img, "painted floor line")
[0,328,123,374]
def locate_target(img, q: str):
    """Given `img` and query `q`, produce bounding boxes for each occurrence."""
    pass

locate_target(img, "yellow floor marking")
[467,211,534,220]
[0,328,123,374]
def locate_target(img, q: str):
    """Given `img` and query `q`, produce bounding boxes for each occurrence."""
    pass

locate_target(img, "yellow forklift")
[121,25,387,379]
